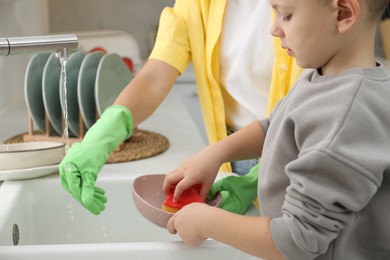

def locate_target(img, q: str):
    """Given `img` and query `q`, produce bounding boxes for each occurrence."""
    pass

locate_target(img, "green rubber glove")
[208,163,259,215]
[59,105,133,215]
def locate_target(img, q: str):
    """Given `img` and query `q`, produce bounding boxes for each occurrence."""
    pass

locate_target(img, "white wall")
[0,0,49,142]
[1,0,387,142]
[48,0,175,59]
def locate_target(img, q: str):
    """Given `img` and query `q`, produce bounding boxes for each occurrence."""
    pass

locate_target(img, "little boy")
[163,0,390,259]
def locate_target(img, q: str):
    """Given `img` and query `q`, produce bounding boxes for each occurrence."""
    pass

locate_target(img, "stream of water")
[58,56,70,153]
[57,50,110,243]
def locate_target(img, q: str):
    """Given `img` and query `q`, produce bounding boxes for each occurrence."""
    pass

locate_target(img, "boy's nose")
[270,20,283,38]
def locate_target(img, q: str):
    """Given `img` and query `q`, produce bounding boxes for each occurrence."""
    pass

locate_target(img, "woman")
[59,0,302,215]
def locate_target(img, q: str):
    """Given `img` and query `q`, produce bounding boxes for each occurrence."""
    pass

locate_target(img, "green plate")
[77,51,103,129]
[95,53,132,116]
[42,53,63,136]
[24,52,52,133]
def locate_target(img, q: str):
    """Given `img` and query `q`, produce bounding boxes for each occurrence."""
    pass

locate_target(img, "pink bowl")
[132,174,222,228]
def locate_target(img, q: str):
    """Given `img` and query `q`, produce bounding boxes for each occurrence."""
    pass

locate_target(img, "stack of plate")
[24,51,133,138]
[0,141,65,180]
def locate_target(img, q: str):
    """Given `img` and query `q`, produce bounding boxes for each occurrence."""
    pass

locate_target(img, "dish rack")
[23,112,86,146]
[22,30,141,147]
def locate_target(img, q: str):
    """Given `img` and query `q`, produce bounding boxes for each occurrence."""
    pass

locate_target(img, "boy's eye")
[282,15,292,21]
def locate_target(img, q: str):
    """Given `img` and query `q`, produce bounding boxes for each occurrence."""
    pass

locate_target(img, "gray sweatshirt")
[258,64,390,259]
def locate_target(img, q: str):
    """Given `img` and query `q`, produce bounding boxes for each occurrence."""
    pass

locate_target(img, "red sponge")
[162,184,204,213]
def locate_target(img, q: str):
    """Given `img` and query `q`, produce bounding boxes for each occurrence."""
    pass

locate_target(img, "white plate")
[78,51,103,128]
[42,53,64,136]
[24,52,52,133]
[0,164,59,181]
[0,141,65,171]
[59,51,86,137]
[95,53,132,115]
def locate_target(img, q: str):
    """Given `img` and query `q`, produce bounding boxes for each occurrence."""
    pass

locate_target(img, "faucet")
[0,34,78,56]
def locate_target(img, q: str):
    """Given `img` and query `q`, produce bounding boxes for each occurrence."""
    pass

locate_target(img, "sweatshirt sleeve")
[270,148,379,259]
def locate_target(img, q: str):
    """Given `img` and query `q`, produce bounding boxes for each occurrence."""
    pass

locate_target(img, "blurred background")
[0,0,175,141]
[0,0,389,142]
[49,0,175,58]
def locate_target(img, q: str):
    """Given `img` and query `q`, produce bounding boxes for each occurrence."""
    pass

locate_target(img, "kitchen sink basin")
[0,174,259,260]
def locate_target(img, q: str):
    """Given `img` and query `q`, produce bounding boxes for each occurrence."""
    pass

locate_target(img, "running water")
[56,49,109,242]
[56,49,75,242]
[100,215,110,243]
[58,55,70,153]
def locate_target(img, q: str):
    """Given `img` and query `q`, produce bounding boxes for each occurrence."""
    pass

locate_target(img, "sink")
[0,174,259,260]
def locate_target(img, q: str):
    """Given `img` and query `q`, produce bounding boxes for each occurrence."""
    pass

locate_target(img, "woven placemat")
[107,129,169,163]
[3,129,170,164]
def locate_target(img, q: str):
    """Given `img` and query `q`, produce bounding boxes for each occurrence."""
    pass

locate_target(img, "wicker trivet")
[3,129,170,164]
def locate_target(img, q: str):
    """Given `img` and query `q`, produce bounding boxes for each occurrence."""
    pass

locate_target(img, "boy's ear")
[333,0,360,33]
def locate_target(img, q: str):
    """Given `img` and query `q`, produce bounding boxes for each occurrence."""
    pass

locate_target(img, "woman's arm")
[114,59,180,127]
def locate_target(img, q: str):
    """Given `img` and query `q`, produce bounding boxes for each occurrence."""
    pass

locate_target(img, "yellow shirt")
[150,0,302,172]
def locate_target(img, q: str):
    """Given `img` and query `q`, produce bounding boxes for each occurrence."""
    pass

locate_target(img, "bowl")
[0,142,65,171]
[132,174,222,229]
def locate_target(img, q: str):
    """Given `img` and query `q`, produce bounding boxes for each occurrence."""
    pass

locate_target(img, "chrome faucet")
[0,34,78,56]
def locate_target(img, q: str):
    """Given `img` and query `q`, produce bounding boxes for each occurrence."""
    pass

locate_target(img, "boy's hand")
[167,202,212,246]
[163,148,223,202]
